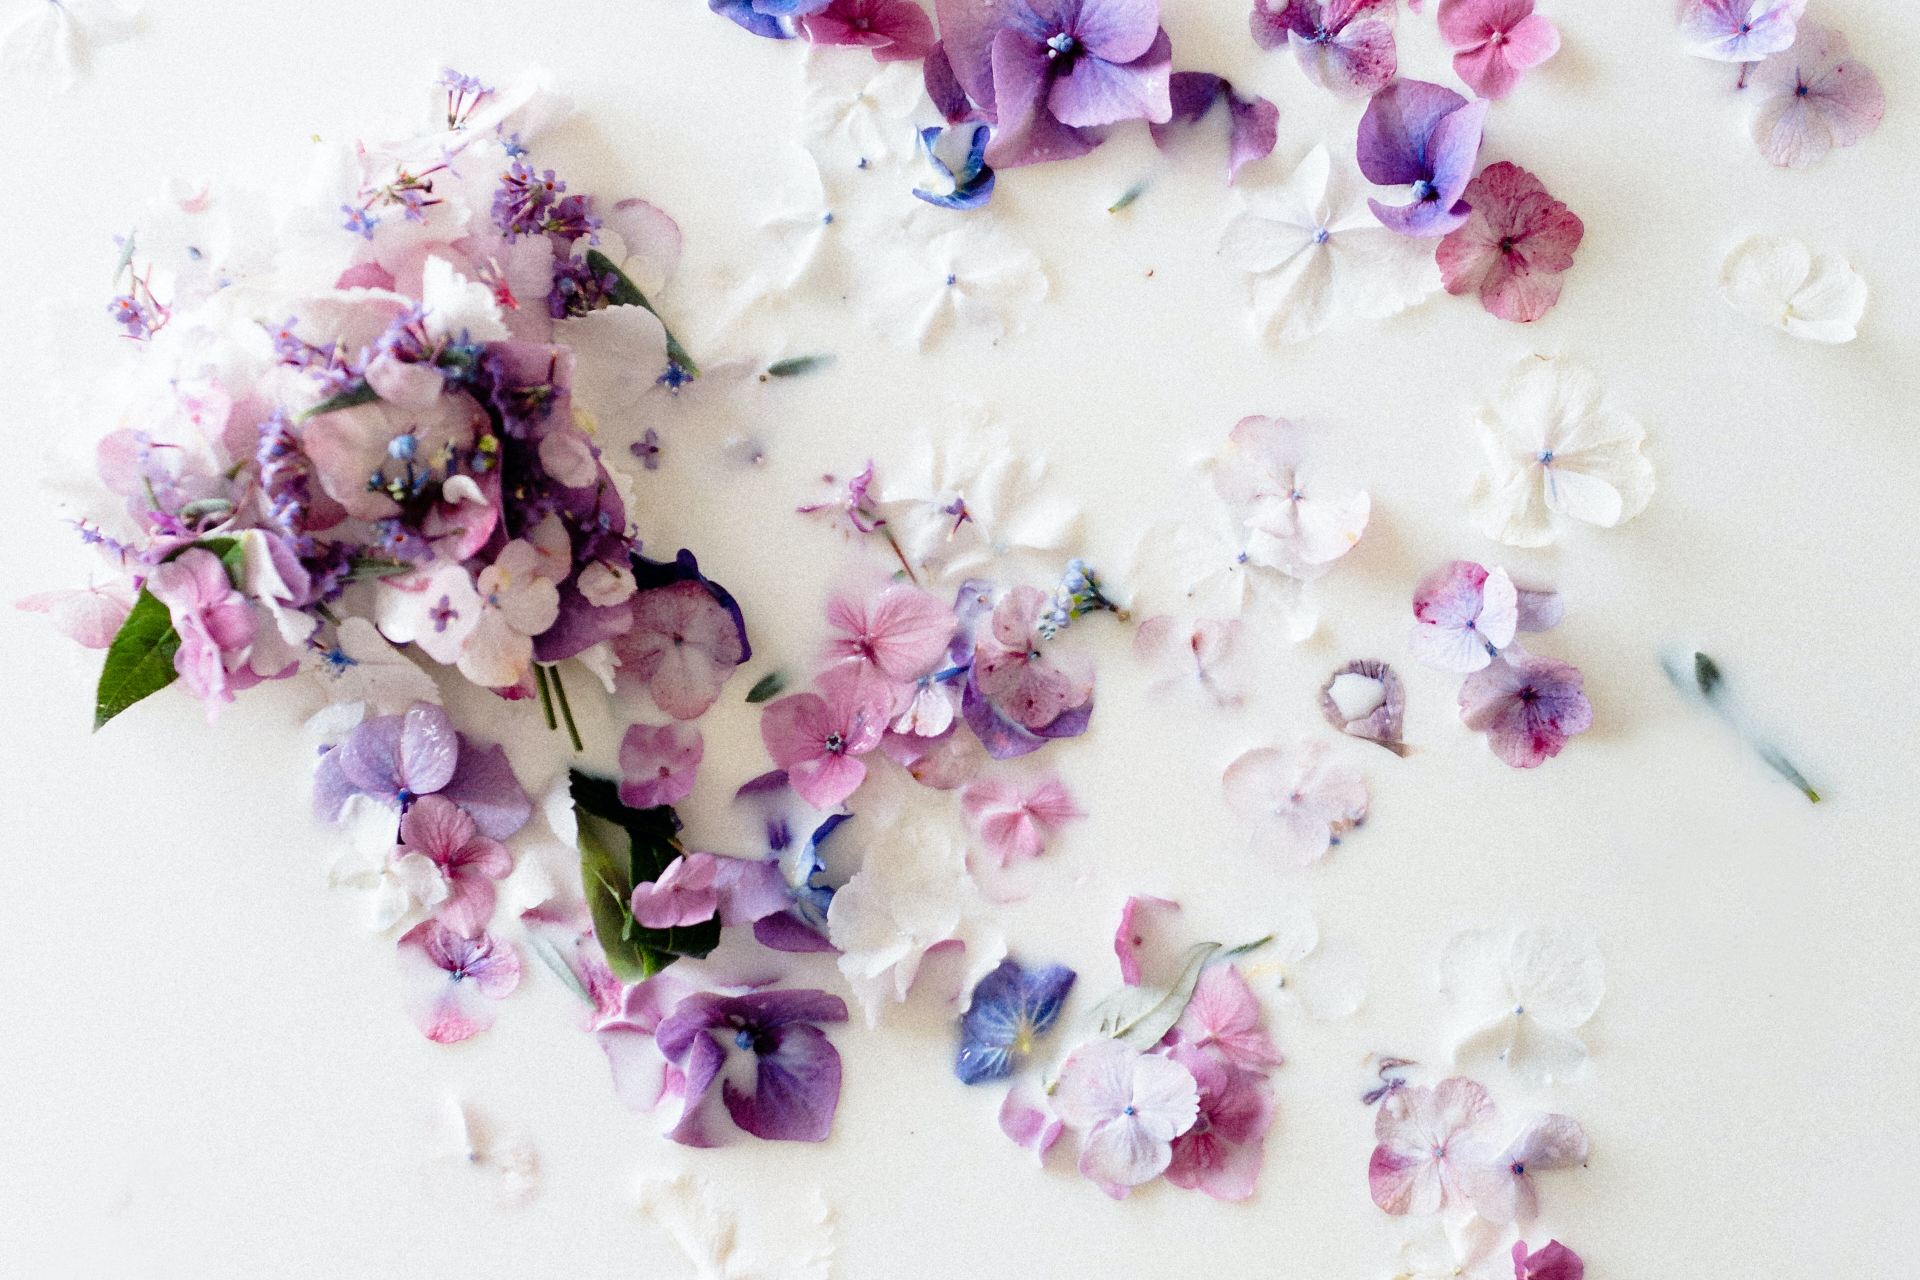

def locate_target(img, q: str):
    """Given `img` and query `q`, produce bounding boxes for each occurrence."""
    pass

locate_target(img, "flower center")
[1121,1105,1137,1117]
[1313,226,1330,244]
[1046,31,1078,61]
[1537,449,1555,465]
[735,1029,755,1051]
[824,731,846,754]
[1411,178,1438,203]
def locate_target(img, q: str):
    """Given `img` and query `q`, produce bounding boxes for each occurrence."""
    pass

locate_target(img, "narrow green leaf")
[1693,652,1723,698]
[1107,181,1147,214]
[295,379,379,422]
[745,671,787,703]
[93,590,180,730]
[525,932,593,1006]
[1090,941,1220,1050]
[584,250,700,377]
[765,355,833,379]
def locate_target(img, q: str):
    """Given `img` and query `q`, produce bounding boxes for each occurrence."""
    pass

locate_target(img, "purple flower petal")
[1356,79,1469,186]
[984,29,1101,168]
[443,738,532,840]
[722,1022,844,1141]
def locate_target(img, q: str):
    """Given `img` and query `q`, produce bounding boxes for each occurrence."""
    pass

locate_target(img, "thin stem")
[1736,62,1752,90]
[534,663,558,732]
[879,525,920,585]
[548,663,585,754]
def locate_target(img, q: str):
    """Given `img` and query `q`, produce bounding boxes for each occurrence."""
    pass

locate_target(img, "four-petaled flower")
[654,989,851,1143]
[760,664,894,809]
[619,721,705,810]
[1052,1038,1201,1198]
[397,921,522,1044]
[394,794,513,937]
[1437,0,1559,101]
[1222,741,1370,865]
[1459,651,1593,769]
[1368,1076,1499,1215]
[1749,23,1884,170]
[1436,162,1584,324]
[955,957,1077,1083]
[1250,0,1398,97]
[1356,79,1489,238]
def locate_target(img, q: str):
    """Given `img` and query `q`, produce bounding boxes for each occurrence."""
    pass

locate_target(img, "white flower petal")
[1720,234,1867,344]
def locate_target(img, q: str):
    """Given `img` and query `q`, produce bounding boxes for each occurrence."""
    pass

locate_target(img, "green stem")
[534,663,558,732]
[548,663,585,754]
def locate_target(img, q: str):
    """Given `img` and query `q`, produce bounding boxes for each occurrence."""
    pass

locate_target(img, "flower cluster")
[1677,4,1884,168]
[982,904,1283,1201]
[1410,560,1590,768]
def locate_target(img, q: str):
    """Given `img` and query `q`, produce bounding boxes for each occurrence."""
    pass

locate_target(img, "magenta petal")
[722,1022,844,1142]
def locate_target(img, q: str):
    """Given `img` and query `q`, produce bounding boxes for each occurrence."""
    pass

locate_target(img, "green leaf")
[765,355,833,379]
[745,671,787,703]
[1089,942,1220,1050]
[1107,181,1147,214]
[295,379,379,422]
[584,250,700,377]
[93,589,180,731]
[570,770,720,982]
[525,932,593,1006]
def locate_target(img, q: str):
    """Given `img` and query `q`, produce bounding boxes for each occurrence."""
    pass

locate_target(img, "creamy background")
[2,0,1916,1275]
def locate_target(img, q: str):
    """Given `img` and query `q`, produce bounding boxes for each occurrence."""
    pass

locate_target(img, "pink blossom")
[1513,1240,1585,1280]
[759,664,892,809]
[1436,163,1584,324]
[1369,1076,1500,1215]
[629,853,723,929]
[1052,1039,1200,1199]
[879,723,985,790]
[970,585,1094,732]
[1411,559,1518,672]
[998,1080,1064,1161]
[1467,1112,1590,1223]
[397,921,521,1044]
[824,581,955,686]
[1114,894,1181,986]
[1678,0,1804,62]
[396,795,513,938]
[799,0,935,61]
[1221,741,1370,865]
[613,579,749,720]
[146,547,268,719]
[1459,650,1593,768]
[16,585,131,649]
[1438,0,1559,100]
[1166,964,1283,1070]
[1750,22,1884,169]
[1133,615,1247,708]
[960,775,1083,866]
[618,721,704,809]
[1163,1044,1276,1201]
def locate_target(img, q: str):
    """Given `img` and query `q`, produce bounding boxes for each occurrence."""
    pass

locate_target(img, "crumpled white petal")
[1720,234,1867,344]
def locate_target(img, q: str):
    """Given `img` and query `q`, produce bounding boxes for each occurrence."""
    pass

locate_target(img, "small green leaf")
[525,932,593,1006]
[570,770,720,982]
[1693,652,1723,698]
[1090,942,1220,1049]
[745,671,787,703]
[295,379,379,422]
[93,590,180,731]
[584,250,700,377]
[1107,181,1147,214]
[765,355,834,379]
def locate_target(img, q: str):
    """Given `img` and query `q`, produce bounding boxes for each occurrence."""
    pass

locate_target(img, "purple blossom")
[1512,1240,1585,1280]
[1148,72,1278,184]
[397,921,521,1044]
[711,0,832,38]
[955,957,1076,1084]
[491,160,601,244]
[933,0,1174,169]
[654,989,850,1144]
[1459,650,1592,768]
[1251,0,1397,96]
[912,124,998,210]
[733,771,847,952]
[1355,79,1488,237]
[313,701,533,839]
[1677,0,1806,62]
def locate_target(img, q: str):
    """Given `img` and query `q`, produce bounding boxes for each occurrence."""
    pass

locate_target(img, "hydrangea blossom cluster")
[1676,5,1884,167]
[984,904,1284,1201]
[1410,560,1590,768]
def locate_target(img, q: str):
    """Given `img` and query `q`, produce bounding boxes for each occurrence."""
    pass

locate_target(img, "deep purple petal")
[754,910,841,952]
[1356,78,1468,186]
[724,1022,843,1141]
[984,29,1102,167]
[532,587,633,663]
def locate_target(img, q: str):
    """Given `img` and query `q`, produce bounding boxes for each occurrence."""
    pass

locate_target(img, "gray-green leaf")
[1091,942,1220,1050]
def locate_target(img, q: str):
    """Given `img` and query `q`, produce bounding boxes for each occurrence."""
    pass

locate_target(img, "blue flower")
[955,958,1076,1085]
[709,0,831,39]
[912,125,996,212]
